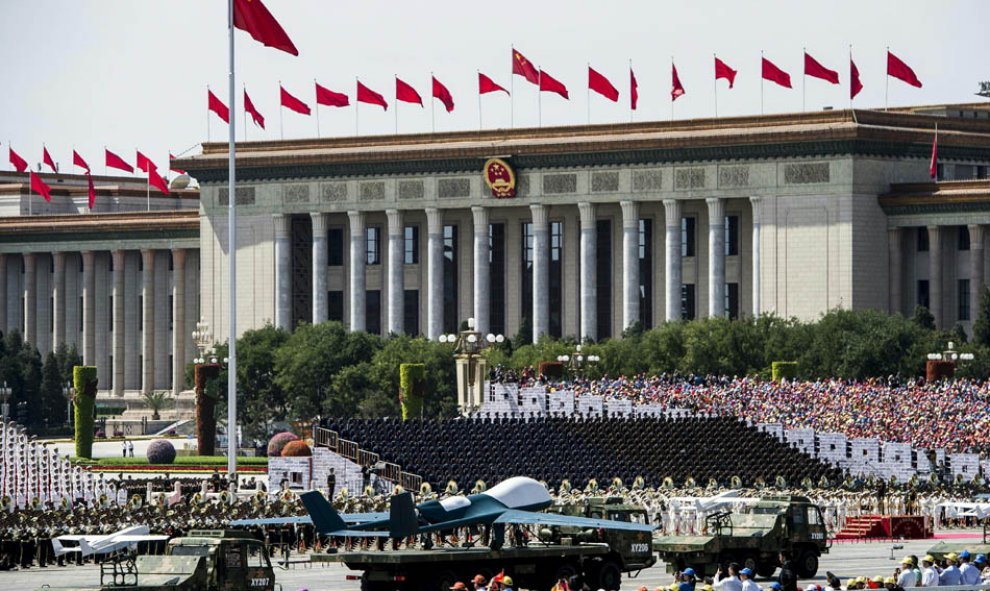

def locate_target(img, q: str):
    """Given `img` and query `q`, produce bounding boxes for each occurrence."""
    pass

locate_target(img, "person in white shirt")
[920,555,940,588]
[715,563,743,591]
[739,568,760,591]
[896,557,918,588]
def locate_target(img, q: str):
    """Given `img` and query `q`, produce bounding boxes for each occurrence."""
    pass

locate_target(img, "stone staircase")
[834,515,886,540]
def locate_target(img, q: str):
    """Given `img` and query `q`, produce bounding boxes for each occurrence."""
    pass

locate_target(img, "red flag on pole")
[280,85,311,115]
[850,58,863,99]
[148,165,170,196]
[432,77,455,112]
[136,151,156,174]
[395,78,423,106]
[316,83,349,107]
[588,67,619,102]
[630,67,639,110]
[479,72,509,95]
[42,147,57,173]
[105,149,134,173]
[232,0,298,56]
[73,150,90,173]
[169,153,185,174]
[244,89,266,128]
[887,50,922,88]
[29,171,52,202]
[208,89,230,124]
[762,57,792,89]
[512,49,540,85]
[715,57,737,88]
[86,174,96,209]
[357,81,388,110]
[930,125,938,180]
[671,62,686,100]
[804,52,839,84]
[539,70,569,99]
[8,147,28,173]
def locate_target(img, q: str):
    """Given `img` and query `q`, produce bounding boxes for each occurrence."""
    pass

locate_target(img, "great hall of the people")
[1,103,989,397]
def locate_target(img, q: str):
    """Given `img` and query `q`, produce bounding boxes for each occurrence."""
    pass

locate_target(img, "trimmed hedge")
[73,366,98,459]
[72,455,269,467]
[146,439,177,464]
[194,364,221,456]
[771,361,798,382]
[399,363,426,420]
[281,440,312,457]
[267,432,298,457]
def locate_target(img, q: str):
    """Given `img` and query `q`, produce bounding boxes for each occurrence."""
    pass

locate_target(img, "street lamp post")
[61,381,74,427]
[925,340,975,381]
[439,317,504,415]
[556,344,601,379]
[191,318,214,364]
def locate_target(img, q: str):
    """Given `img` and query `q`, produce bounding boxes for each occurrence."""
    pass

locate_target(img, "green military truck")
[653,495,829,579]
[39,530,278,591]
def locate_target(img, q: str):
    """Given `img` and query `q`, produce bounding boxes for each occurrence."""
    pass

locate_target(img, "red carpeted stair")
[834,515,886,540]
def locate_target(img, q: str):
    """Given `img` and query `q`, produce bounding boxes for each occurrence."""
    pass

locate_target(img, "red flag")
[86,174,96,209]
[315,83,349,107]
[930,125,938,180]
[280,85,310,115]
[73,150,90,173]
[539,70,569,99]
[715,57,737,88]
[148,166,170,196]
[136,150,156,174]
[479,72,508,95]
[232,0,298,56]
[630,67,639,110]
[42,147,57,173]
[395,78,423,106]
[244,89,266,128]
[850,58,863,100]
[208,89,230,124]
[762,57,792,89]
[588,67,619,102]
[804,52,839,84]
[9,147,28,173]
[357,81,388,110]
[512,48,540,85]
[887,50,922,88]
[671,62,686,101]
[30,171,52,202]
[432,76,454,113]
[169,153,185,175]
[106,149,134,173]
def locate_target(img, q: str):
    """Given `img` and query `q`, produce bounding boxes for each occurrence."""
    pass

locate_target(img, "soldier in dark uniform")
[326,469,336,495]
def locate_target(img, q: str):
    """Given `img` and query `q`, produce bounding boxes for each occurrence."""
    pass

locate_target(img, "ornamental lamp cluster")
[437,317,505,354]
[557,344,601,377]
[192,317,227,365]
[926,341,975,362]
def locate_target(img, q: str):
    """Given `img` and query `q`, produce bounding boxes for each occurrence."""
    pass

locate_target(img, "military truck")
[39,530,278,591]
[653,495,829,579]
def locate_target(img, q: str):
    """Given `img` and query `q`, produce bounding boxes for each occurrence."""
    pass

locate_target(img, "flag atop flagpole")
[930,123,938,180]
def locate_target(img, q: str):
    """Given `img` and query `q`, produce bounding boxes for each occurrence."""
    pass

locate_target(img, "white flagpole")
[243,85,248,141]
[355,77,360,136]
[510,45,515,128]
[885,46,890,111]
[207,85,212,143]
[431,72,436,134]
[394,75,399,134]
[315,79,321,138]
[713,54,719,118]
[670,56,675,122]
[802,48,807,113]
[279,81,285,140]
[760,50,765,115]
[226,0,238,482]
[586,62,591,125]
[538,67,542,127]
[477,70,483,130]
[629,58,634,123]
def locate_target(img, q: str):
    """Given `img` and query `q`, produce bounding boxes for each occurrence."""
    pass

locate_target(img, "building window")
[108,296,113,330]
[958,226,971,251]
[108,255,114,272]
[959,279,971,321]
[403,289,419,336]
[50,296,54,332]
[403,225,419,264]
[550,221,563,338]
[327,227,344,266]
[681,217,696,257]
[725,215,740,256]
[681,283,696,320]
[169,295,174,330]
[168,252,174,271]
[443,225,458,333]
[365,290,381,335]
[916,227,929,252]
[725,282,740,320]
[327,291,344,322]
[936,163,944,181]
[79,296,83,332]
[596,220,612,339]
[108,355,113,387]
[138,295,143,330]
[917,280,930,309]
[978,165,988,180]
[489,223,506,336]
[138,255,143,272]
[639,219,653,329]
[366,227,381,265]
[521,222,533,334]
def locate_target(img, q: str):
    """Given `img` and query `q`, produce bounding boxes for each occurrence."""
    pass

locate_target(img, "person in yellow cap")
[941,553,962,586]
[500,575,513,591]
[921,555,939,587]
[897,556,918,588]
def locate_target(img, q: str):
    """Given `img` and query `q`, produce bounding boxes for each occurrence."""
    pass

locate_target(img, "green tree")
[912,305,936,331]
[973,286,990,347]
[40,352,66,429]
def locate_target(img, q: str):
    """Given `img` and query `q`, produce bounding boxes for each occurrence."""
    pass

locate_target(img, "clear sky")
[0,0,987,175]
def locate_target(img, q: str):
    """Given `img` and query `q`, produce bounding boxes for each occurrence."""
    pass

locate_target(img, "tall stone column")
[311,212,328,325]
[112,250,125,397]
[471,206,490,336]
[970,224,984,319]
[141,249,155,395]
[621,200,640,330]
[663,199,683,322]
[0,254,6,335]
[172,249,186,398]
[386,209,404,335]
[52,252,66,349]
[426,208,444,340]
[81,251,96,364]
[578,203,597,342]
[22,253,36,346]
[888,228,903,315]
[928,225,943,328]
[750,197,761,317]
[706,198,726,318]
[348,210,366,332]
[273,214,291,330]
[531,204,550,343]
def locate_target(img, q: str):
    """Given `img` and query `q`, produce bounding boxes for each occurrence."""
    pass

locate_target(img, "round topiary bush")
[146,439,176,464]
[267,432,299,457]
[281,440,312,457]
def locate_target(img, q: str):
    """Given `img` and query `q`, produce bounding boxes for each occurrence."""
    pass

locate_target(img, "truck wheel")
[594,561,623,591]
[553,561,580,583]
[743,555,759,576]
[757,563,777,578]
[796,551,819,578]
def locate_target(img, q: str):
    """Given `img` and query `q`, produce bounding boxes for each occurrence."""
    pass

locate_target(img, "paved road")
[3,533,982,591]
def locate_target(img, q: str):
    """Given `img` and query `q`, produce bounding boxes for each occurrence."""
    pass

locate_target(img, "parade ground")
[4,532,982,591]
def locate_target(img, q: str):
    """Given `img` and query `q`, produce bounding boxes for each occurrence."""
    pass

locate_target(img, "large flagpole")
[226,0,238,483]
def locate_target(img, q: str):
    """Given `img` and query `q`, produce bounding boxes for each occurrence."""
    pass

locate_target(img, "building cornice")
[879,179,990,215]
[0,211,200,243]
